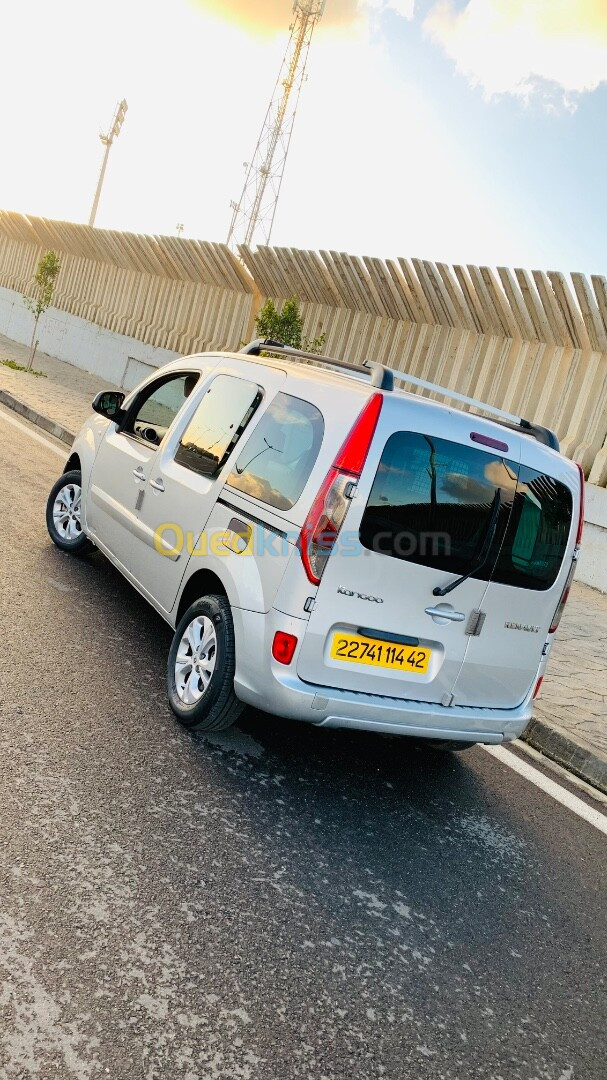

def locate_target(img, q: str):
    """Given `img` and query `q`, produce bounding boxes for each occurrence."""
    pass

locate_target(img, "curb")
[522,718,607,796]
[0,389,75,447]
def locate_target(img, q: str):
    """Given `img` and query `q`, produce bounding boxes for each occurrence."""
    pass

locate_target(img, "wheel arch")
[64,425,104,531]
[176,568,228,625]
[64,451,81,473]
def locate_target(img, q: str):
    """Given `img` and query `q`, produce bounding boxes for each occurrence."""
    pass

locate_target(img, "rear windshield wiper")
[433,489,502,598]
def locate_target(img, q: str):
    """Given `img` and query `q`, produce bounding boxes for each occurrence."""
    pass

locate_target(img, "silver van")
[46,340,584,750]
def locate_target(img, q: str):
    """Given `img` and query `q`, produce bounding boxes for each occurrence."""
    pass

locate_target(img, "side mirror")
[92,390,126,423]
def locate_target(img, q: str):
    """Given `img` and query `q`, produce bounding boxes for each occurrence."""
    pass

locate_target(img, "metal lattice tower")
[227,1,325,250]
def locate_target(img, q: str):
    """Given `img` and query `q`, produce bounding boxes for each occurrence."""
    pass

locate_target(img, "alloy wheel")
[174,616,218,704]
[52,483,83,542]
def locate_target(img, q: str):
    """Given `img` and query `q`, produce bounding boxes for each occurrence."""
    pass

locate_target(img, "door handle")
[424,606,466,623]
[149,477,165,493]
[133,466,146,482]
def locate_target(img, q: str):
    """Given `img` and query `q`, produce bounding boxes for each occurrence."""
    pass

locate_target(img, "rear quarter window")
[227,393,324,511]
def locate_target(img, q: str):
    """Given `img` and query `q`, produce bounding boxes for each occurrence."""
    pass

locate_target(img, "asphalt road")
[0,407,605,1080]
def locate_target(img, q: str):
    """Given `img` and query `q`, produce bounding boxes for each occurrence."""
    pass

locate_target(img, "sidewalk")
[530,584,607,792]
[1,333,606,792]
[0,333,119,440]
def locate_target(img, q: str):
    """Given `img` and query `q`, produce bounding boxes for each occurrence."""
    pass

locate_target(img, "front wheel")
[167,595,244,733]
[46,469,93,555]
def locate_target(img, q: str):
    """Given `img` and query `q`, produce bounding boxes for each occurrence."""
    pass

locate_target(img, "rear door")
[296,398,521,705]
[451,462,576,708]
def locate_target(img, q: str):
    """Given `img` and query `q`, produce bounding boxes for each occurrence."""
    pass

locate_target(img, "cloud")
[192,0,414,34]
[366,0,415,20]
[424,0,607,104]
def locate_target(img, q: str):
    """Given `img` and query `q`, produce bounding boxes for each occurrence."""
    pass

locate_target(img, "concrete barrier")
[1,209,606,487]
[578,484,607,593]
[0,286,178,387]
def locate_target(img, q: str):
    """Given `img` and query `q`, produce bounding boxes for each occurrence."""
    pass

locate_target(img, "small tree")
[255,296,326,354]
[24,250,61,370]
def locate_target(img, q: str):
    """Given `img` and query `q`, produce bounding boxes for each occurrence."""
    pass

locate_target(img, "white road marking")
[0,406,67,458]
[512,738,607,806]
[484,744,607,835]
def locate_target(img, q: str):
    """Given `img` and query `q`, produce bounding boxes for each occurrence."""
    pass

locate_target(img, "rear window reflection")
[359,432,572,591]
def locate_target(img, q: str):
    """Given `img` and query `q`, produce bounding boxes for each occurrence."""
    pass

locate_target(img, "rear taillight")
[549,561,576,634]
[533,676,544,700]
[549,468,585,634]
[299,393,383,586]
[332,394,384,474]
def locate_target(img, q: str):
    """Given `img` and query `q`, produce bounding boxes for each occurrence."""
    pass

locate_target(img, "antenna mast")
[227,1,325,250]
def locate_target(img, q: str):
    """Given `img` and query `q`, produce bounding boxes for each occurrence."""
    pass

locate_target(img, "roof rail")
[239,338,559,450]
[386,369,560,451]
[240,339,394,389]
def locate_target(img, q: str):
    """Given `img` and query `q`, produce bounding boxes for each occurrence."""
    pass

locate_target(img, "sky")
[1,0,606,275]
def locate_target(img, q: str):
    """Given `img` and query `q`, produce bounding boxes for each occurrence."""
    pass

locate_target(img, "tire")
[425,739,477,753]
[46,469,93,555]
[167,594,244,733]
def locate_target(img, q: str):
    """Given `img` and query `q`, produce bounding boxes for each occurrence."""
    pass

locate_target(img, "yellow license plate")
[330,632,431,673]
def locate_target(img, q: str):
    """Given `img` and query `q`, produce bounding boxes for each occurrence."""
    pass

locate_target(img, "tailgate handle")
[425,606,466,623]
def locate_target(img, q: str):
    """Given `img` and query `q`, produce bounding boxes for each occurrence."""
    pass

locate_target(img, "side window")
[174,374,261,478]
[227,393,324,511]
[125,372,199,447]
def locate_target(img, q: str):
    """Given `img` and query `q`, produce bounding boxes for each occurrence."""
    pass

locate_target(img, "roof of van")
[170,349,580,487]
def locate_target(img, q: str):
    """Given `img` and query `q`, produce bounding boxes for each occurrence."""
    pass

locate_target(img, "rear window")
[227,393,324,511]
[359,431,572,591]
[493,464,573,589]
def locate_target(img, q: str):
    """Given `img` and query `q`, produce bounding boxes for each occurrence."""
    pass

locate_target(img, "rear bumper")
[232,607,532,745]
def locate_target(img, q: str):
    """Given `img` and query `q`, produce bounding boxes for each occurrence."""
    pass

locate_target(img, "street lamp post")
[88,99,128,228]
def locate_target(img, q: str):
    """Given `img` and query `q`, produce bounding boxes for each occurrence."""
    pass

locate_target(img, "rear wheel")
[167,595,244,733]
[46,469,93,555]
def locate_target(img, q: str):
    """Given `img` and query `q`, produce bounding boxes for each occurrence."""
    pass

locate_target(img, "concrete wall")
[240,245,607,488]
[0,285,178,389]
[0,212,259,360]
[1,209,606,486]
[578,484,607,593]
